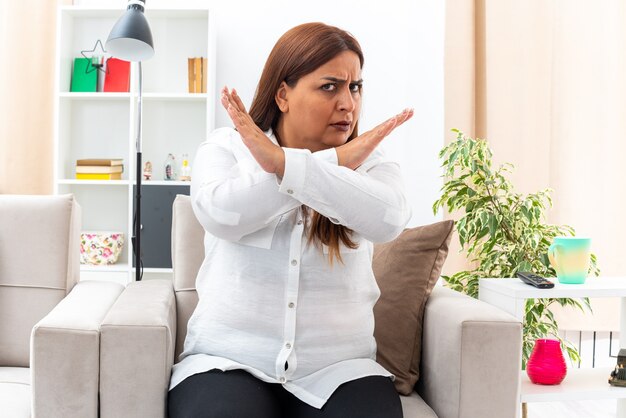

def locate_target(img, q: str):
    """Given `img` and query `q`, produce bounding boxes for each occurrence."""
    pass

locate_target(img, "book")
[188,58,196,93]
[70,57,98,92]
[187,57,208,93]
[194,57,202,94]
[75,165,124,174]
[202,57,208,93]
[76,173,123,180]
[76,158,124,166]
[104,58,130,92]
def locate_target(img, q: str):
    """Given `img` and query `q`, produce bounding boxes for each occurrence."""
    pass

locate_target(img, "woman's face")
[276,50,362,152]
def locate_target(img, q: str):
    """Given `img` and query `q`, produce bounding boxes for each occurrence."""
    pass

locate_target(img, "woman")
[168,22,413,418]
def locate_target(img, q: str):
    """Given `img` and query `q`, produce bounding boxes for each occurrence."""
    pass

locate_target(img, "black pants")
[168,369,403,418]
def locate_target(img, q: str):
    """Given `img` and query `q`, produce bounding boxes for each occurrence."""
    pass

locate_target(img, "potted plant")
[433,129,600,367]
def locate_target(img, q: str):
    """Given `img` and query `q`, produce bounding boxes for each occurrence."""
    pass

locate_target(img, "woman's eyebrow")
[321,76,364,84]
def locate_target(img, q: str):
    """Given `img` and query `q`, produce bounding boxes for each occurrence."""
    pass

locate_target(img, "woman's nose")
[337,87,356,112]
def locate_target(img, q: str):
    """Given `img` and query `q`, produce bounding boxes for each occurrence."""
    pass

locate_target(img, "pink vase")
[526,339,567,385]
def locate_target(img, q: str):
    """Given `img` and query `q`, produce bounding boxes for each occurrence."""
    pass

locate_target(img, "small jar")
[179,153,191,181]
[164,153,177,180]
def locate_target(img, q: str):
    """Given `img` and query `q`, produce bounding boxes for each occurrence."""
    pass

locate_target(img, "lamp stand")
[134,61,143,282]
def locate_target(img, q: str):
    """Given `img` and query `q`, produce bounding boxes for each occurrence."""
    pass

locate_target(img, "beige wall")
[445,0,626,330]
[444,0,626,279]
[0,0,71,194]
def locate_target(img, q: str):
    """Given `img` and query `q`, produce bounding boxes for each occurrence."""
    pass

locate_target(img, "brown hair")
[249,22,363,264]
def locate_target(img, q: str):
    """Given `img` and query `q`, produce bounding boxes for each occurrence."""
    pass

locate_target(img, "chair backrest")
[171,195,203,360]
[0,194,80,367]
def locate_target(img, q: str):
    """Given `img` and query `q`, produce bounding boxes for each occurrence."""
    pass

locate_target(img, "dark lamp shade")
[106,9,154,62]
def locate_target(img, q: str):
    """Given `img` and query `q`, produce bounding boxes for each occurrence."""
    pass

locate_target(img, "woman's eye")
[350,83,362,93]
[321,84,336,91]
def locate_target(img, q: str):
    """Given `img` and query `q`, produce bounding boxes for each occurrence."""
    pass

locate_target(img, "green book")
[70,58,98,92]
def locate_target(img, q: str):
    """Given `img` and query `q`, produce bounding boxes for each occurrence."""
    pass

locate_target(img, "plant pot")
[526,338,567,385]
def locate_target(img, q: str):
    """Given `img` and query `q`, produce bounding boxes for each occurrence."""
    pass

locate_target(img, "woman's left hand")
[221,87,285,177]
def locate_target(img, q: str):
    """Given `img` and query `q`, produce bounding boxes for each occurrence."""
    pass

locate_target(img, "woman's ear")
[275,81,289,113]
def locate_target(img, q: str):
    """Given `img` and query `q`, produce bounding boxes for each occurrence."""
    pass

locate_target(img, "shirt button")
[287,189,294,194]
[291,259,298,266]
[279,377,286,383]
[285,342,292,349]
[288,302,295,308]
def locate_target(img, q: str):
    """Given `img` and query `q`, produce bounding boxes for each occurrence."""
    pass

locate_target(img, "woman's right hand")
[335,108,414,170]
[221,86,286,177]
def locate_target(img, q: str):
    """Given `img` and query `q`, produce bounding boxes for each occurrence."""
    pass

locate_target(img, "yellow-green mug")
[547,237,591,284]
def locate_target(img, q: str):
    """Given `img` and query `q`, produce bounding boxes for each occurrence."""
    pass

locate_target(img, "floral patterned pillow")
[80,232,124,265]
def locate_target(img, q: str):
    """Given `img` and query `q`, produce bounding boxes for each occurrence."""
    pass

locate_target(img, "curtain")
[0,0,71,194]
[444,0,626,329]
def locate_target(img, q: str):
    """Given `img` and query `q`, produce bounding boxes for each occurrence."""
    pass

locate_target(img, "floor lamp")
[106,0,154,282]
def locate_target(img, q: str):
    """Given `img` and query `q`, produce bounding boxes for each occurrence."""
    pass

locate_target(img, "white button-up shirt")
[169,127,411,409]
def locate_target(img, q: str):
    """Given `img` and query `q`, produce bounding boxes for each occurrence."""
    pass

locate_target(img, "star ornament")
[81,39,109,74]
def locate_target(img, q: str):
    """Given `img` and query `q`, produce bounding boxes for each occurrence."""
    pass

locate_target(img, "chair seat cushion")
[0,367,31,418]
[400,390,438,418]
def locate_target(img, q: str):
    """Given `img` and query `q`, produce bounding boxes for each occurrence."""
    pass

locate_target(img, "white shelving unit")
[479,277,626,416]
[520,367,623,403]
[54,5,216,285]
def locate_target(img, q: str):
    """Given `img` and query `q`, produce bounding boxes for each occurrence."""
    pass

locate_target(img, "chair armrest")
[99,279,176,418]
[415,286,522,418]
[31,280,124,418]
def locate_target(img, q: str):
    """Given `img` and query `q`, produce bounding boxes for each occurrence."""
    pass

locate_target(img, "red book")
[104,58,130,92]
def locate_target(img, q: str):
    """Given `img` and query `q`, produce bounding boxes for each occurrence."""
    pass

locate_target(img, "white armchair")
[0,194,123,418]
[96,195,522,418]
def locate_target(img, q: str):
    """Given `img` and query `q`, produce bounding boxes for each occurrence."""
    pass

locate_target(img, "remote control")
[516,272,555,289]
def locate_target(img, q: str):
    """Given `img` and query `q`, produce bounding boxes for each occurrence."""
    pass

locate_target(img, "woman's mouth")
[330,122,351,132]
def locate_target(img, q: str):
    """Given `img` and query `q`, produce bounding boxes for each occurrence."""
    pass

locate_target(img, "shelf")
[145,9,210,19]
[59,6,126,18]
[60,6,209,19]
[58,93,207,101]
[58,179,130,186]
[134,268,173,274]
[81,263,129,273]
[58,180,191,186]
[480,277,626,299]
[59,92,131,100]
[141,181,191,186]
[521,367,626,402]
[142,93,208,101]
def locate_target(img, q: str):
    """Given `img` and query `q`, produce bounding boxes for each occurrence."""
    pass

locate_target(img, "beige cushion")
[171,195,203,360]
[0,367,30,418]
[0,287,66,367]
[373,221,454,395]
[0,194,80,367]
[31,280,124,418]
[399,391,437,418]
[99,280,176,418]
[173,290,198,361]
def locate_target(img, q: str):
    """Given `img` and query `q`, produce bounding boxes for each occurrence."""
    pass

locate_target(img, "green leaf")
[487,214,498,236]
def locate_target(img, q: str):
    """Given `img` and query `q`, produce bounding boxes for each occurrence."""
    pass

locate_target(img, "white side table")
[479,277,626,417]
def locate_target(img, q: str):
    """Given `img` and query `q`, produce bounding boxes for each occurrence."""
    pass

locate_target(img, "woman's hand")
[221,86,286,177]
[335,108,414,170]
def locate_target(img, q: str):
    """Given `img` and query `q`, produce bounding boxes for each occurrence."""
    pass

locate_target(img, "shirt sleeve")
[276,147,412,243]
[190,129,340,243]
[190,129,298,242]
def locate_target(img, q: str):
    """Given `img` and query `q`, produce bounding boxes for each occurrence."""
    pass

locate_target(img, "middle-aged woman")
[168,22,414,418]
